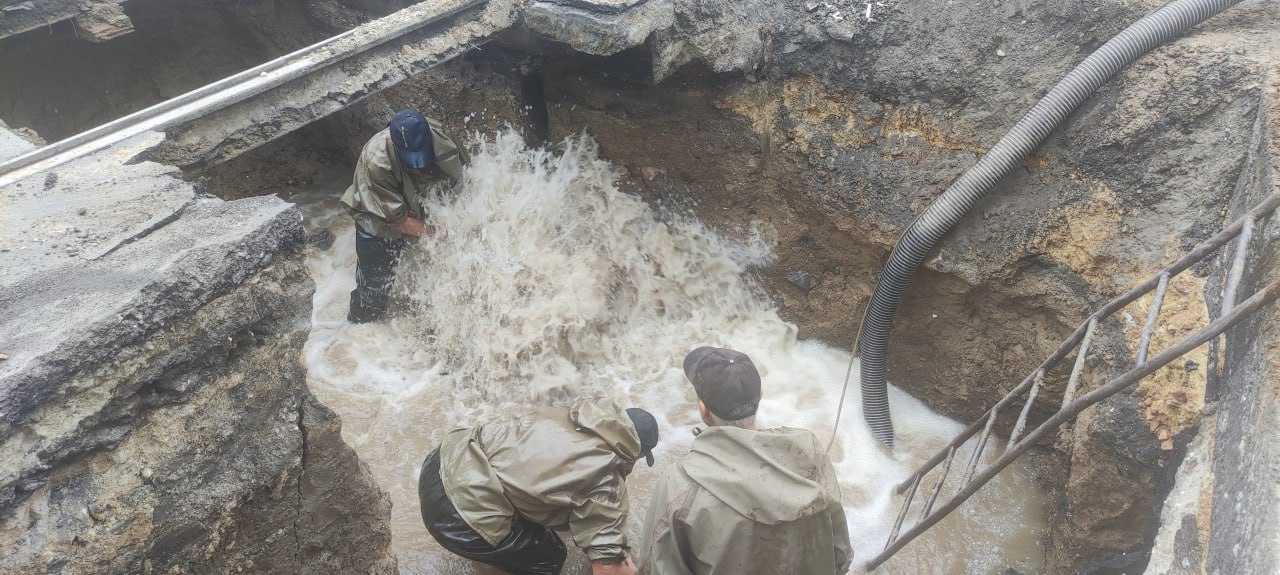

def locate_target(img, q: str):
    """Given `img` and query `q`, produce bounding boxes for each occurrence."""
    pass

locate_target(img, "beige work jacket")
[436,399,645,562]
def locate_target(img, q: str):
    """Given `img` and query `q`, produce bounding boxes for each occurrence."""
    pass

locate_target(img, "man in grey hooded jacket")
[636,347,853,575]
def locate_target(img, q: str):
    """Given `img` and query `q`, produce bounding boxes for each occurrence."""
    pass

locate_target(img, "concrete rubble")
[0,0,132,40]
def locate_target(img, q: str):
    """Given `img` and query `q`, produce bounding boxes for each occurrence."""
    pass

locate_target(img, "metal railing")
[865,192,1280,571]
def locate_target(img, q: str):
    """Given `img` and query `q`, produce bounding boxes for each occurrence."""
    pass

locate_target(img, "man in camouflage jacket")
[339,109,466,323]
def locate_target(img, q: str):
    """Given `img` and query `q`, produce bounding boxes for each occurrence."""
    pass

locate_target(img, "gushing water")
[298,131,1046,574]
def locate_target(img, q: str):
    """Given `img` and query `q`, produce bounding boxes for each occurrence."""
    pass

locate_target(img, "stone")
[639,166,666,181]
[524,0,675,57]
[71,2,135,43]
[785,270,818,291]
[308,229,336,251]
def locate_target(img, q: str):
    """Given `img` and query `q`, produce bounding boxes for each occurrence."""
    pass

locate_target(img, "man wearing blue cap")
[340,109,468,323]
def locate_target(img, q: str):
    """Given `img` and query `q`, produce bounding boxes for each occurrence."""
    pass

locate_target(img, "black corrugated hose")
[856,0,1244,450]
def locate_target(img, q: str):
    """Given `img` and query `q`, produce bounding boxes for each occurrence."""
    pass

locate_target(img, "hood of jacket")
[569,398,645,465]
[682,426,835,525]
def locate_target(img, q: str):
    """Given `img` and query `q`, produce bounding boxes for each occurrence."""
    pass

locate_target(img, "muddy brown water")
[298,132,1047,574]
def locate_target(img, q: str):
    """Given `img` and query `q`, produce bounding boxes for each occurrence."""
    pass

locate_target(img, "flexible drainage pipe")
[856,0,1244,450]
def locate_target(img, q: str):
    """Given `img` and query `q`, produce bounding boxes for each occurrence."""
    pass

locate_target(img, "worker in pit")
[340,109,467,323]
[418,398,660,575]
[635,347,853,575]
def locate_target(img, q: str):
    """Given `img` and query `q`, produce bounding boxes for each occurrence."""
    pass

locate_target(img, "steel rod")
[885,473,922,548]
[1221,216,1254,314]
[962,409,998,485]
[896,369,1039,492]
[919,446,958,519]
[1137,273,1170,367]
[1007,370,1043,449]
[1061,318,1097,407]
[863,278,1280,572]
[901,195,1279,492]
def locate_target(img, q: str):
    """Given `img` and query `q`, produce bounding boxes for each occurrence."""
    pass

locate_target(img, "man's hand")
[591,557,634,575]
[396,217,437,238]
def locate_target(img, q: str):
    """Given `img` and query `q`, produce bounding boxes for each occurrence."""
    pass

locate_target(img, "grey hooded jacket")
[636,426,853,575]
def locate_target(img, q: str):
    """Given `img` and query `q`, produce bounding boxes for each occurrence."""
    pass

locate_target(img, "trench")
[5,0,1274,573]
[291,132,1048,574]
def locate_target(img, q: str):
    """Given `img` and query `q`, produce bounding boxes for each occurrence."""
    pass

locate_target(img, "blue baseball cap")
[389,110,433,170]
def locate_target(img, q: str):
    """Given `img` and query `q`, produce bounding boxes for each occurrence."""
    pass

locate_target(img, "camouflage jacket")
[339,118,466,239]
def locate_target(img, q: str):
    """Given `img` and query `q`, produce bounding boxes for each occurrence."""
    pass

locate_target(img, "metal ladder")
[864,192,1280,571]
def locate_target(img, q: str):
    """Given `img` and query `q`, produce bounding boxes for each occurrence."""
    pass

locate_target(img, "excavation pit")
[2,1,1278,574]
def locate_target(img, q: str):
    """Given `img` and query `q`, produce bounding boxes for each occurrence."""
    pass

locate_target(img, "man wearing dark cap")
[339,109,468,323]
[419,398,660,575]
[636,347,853,575]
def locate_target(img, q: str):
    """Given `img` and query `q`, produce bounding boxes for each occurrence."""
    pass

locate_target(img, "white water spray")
[299,131,1045,574]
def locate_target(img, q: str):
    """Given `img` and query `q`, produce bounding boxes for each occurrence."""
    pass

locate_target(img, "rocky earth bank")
[0,130,397,573]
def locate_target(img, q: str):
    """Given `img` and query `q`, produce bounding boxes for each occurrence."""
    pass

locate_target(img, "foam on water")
[298,131,1046,574]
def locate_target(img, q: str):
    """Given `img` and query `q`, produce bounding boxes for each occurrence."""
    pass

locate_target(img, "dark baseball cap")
[683,347,761,420]
[388,109,433,170]
[626,408,659,467]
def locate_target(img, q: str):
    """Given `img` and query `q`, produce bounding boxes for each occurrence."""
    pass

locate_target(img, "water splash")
[396,132,774,402]
[299,130,1046,574]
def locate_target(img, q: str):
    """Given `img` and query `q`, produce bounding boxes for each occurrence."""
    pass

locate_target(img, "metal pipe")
[1222,216,1254,314]
[1061,318,1097,407]
[0,0,488,186]
[918,445,958,519]
[895,370,1038,492]
[1137,273,1171,366]
[1006,370,1043,449]
[961,409,997,486]
[885,473,922,547]
[899,195,1277,482]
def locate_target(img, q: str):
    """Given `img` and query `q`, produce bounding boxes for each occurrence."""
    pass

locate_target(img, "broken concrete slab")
[0,131,191,271]
[0,131,396,573]
[71,1,133,42]
[0,120,37,163]
[1144,423,1212,575]
[523,0,672,56]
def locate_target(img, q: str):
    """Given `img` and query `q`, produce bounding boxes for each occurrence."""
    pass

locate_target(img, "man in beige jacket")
[419,398,660,575]
[339,109,466,323]
[636,347,853,575]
